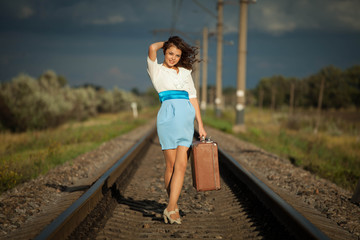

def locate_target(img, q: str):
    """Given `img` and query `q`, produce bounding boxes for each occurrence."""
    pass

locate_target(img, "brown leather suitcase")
[190,138,221,191]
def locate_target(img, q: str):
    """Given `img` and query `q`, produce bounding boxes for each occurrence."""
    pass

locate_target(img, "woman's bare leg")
[163,149,176,196]
[166,146,188,219]
[163,149,180,219]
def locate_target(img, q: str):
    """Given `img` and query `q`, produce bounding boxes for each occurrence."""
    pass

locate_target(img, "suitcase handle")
[200,136,213,143]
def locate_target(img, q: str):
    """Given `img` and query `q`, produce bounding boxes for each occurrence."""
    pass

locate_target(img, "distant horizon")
[4,61,358,93]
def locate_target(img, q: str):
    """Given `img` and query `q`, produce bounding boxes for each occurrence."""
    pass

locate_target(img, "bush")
[71,87,98,120]
[0,70,145,131]
[0,72,74,131]
[97,91,115,113]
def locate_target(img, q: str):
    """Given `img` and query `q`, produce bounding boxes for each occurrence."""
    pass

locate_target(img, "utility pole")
[215,0,224,117]
[193,40,201,95]
[314,76,325,134]
[233,0,255,132]
[259,88,264,110]
[289,82,295,116]
[201,27,208,115]
[258,87,264,119]
[271,86,276,112]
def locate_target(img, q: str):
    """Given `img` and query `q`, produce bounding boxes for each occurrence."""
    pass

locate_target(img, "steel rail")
[194,130,329,240]
[34,127,156,240]
[36,127,330,239]
[219,145,330,240]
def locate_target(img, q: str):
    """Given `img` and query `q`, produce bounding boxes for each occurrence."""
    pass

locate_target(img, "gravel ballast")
[0,121,359,239]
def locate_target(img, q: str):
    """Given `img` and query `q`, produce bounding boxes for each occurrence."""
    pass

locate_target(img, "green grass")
[202,109,234,134]
[0,108,157,193]
[203,107,360,191]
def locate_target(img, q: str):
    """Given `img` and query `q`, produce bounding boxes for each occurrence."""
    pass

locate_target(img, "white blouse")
[147,57,197,98]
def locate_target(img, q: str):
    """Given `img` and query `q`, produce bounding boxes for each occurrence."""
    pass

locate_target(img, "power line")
[152,28,195,44]
[170,0,183,36]
[192,0,217,19]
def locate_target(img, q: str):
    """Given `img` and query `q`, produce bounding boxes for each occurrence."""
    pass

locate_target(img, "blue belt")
[159,90,189,103]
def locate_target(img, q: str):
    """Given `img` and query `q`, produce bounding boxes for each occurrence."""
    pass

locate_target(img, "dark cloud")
[222,0,360,35]
[0,0,359,91]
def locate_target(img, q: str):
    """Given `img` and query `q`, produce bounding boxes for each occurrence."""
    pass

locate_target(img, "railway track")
[34,127,330,240]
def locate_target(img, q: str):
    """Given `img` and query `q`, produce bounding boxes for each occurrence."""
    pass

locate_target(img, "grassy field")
[0,107,157,193]
[2,104,359,193]
[203,107,360,192]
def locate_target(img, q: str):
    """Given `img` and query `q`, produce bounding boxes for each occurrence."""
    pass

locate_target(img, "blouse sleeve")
[186,71,197,98]
[147,56,160,85]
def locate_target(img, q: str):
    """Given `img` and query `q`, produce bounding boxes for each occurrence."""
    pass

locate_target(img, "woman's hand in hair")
[148,42,165,61]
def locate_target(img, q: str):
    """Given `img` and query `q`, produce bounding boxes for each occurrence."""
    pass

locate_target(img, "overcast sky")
[1,0,359,91]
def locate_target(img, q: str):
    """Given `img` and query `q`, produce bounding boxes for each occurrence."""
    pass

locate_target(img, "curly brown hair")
[163,36,198,71]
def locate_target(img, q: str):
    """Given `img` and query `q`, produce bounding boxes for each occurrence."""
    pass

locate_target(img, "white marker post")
[131,102,138,119]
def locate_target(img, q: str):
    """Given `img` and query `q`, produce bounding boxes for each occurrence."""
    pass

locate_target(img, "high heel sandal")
[163,208,181,224]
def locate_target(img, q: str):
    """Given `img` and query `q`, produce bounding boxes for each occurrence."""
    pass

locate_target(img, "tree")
[321,66,351,109]
[344,65,360,109]
[252,64,360,110]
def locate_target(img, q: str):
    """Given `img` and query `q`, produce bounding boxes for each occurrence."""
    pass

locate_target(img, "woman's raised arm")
[148,42,165,61]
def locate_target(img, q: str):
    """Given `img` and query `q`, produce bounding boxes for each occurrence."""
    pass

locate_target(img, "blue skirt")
[157,98,195,150]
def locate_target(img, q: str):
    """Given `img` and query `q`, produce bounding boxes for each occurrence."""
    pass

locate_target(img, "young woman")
[147,36,207,224]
